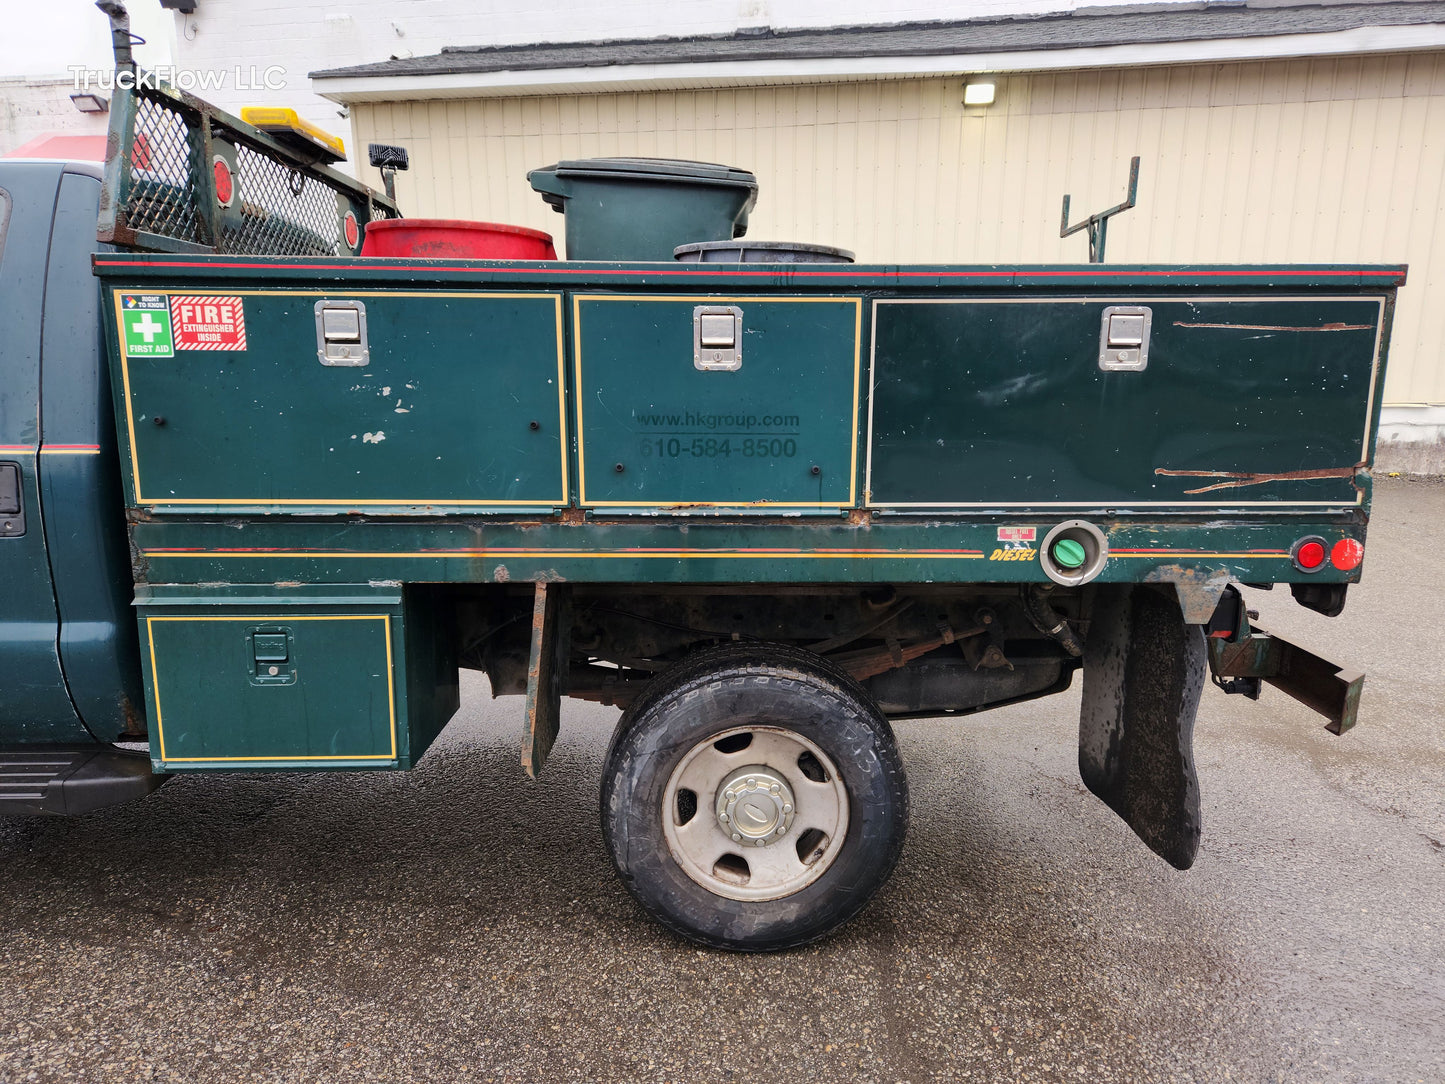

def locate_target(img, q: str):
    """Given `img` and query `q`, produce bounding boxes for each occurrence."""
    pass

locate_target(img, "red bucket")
[361,218,557,259]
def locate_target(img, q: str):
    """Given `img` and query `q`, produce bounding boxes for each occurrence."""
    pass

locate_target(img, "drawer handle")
[315,300,369,366]
[1098,305,1151,372]
[693,305,743,372]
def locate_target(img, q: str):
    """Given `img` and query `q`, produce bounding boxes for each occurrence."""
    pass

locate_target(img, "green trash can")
[526,157,759,261]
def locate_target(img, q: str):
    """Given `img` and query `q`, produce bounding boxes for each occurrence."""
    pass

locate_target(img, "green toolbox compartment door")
[867,296,1385,511]
[574,295,861,512]
[138,587,457,771]
[110,290,568,513]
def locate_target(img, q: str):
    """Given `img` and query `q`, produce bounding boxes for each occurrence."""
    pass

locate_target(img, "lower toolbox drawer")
[137,587,457,771]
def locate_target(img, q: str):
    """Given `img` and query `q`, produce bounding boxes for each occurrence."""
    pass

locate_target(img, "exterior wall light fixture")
[70,93,109,114]
[963,81,996,107]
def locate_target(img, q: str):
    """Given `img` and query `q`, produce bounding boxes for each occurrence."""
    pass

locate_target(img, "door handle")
[0,462,24,537]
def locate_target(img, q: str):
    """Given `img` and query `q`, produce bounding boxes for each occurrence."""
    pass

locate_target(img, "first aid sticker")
[120,294,174,358]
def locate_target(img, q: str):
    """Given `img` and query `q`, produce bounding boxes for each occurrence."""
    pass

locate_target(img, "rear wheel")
[600,643,908,951]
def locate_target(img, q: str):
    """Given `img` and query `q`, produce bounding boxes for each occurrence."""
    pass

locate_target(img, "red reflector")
[344,211,360,250]
[1331,538,1364,571]
[212,157,234,207]
[1296,541,1326,569]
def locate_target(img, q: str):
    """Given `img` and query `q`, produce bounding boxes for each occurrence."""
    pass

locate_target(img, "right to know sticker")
[120,294,174,358]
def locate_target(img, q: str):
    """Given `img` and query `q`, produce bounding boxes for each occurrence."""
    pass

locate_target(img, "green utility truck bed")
[97,255,1396,593]
[2,19,1404,951]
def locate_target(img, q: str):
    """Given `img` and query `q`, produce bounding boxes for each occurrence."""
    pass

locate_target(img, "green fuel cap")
[1051,538,1088,568]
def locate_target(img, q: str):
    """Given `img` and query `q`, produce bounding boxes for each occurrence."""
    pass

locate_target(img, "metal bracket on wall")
[1060,156,1140,263]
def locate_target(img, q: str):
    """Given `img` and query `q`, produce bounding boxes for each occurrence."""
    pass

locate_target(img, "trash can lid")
[674,240,855,263]
[545,157,758,188]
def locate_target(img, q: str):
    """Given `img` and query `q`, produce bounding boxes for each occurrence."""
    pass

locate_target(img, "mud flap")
[1079,584,1207,870]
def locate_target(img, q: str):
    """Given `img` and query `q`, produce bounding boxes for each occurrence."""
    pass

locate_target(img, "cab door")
[0,162,94,743]
[37,167,144,740]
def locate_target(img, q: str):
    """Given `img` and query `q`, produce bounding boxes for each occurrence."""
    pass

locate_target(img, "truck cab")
[0,157,159,812]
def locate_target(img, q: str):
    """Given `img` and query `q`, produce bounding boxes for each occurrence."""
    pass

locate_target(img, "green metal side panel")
[574,295,861,511]
[868,297,1383,511]
[399,584,460,763]
[137,587,458,771]
[127,516,1367,586]
[107,289,568,513]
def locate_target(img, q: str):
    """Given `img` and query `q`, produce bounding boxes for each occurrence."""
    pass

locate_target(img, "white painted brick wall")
[0,79,109,157]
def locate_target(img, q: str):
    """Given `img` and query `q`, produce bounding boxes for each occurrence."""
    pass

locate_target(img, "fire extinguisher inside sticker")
[171,296,248,351]
[120,294,174,358]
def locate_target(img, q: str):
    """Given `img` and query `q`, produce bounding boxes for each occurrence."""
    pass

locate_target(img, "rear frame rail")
[1208,623,1365,734]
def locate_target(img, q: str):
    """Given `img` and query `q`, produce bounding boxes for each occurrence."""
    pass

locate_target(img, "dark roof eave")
[309,2,1445,81]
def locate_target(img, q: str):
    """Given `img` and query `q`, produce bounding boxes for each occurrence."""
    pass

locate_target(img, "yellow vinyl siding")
[351,51,1445,405]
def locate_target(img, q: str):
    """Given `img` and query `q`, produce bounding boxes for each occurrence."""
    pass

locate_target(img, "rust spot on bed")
[1155,464,1365,494]
[1172,321,1373,332]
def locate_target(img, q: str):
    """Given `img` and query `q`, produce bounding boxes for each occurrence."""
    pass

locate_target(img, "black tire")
[599,642,909,951]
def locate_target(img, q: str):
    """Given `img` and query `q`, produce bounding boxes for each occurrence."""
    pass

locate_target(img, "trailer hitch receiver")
[1208,624,1364,735]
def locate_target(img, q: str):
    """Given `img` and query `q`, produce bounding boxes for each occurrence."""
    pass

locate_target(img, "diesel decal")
[989,547,1038,561]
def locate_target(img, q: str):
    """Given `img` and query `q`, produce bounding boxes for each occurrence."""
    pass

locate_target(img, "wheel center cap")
[716,766,796,847]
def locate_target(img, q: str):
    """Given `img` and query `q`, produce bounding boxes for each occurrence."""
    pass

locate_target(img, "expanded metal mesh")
[117,86,395,256]
[218,143,346,256]
[127,93,210,247]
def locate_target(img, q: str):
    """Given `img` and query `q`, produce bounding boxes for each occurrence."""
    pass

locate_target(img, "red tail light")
[1293,537,1327,572]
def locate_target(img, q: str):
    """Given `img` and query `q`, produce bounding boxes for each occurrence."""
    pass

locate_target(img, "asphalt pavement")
[1,478,1441,1084]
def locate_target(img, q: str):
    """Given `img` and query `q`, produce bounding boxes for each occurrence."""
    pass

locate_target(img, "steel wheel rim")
[662,725,850,902]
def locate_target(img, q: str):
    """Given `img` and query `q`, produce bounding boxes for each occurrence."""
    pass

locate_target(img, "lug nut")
[732,833,742,842]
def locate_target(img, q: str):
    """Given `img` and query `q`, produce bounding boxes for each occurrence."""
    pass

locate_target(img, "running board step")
[0,745,167,816]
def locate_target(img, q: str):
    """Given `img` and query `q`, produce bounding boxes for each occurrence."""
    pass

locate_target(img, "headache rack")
[95,3,396,256]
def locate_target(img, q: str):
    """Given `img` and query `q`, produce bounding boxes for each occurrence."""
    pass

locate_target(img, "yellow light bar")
[241,107,346,163]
